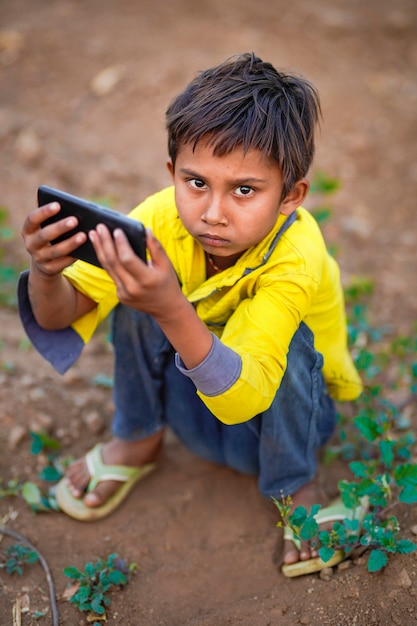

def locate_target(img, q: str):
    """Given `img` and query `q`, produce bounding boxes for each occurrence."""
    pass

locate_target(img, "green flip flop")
[55,444,156,522]
[281,497,368,578]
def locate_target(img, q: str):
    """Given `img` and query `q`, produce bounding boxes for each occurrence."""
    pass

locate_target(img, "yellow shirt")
[63,186,362,422]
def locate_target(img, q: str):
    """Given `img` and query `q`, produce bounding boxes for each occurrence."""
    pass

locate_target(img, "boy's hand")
[89,224,185,321]
[22,202,88,276]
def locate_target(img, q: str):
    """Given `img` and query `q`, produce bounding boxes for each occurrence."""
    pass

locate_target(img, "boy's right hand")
[22,202,88,276]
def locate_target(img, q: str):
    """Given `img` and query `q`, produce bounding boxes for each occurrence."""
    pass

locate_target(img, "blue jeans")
[110,305,336,498]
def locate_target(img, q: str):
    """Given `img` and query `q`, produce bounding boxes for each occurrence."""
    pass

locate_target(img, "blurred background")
[0,3,417,624]
[1,0,416,323]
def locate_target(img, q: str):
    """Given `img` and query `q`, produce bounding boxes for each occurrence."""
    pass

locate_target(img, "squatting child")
[19,52,363,577]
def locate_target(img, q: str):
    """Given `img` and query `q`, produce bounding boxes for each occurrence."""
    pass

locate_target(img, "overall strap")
[242,211,297,277]
[261,211,297,265]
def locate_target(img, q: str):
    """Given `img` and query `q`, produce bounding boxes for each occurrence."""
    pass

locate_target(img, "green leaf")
[289,505,308,529]
[299,515,319,542]
[85,561,96,577]
[25,551,39,564]
[21,481,42,507]
[30,433,44,455]
[90,595,105,614]
[30,431,61,455]
[367,549,388,572]
[395,539,416,555]
[355,350,375,372]
[92,373,113,388]
[107,569,127,586]
[394,463,417,488]
[338,480,362,509]
[399,485,417,504]
[0,226,15,240]
[63,566,82,579]
[73,585,91,605]
[310,206,332,223]
[310,171,340,195]
[38,465,62,483]
[354,415,383,442]
[379,440,395,468]
[349,461,370,478]
[318,546,335,563]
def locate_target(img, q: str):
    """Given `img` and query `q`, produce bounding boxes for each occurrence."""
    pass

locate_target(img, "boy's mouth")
[199,233,229,248]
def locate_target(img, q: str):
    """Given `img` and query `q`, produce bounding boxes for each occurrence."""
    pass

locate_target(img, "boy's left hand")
[89,224,184,321]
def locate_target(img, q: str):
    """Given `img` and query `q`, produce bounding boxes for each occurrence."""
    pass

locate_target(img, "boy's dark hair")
[166,52,321,199]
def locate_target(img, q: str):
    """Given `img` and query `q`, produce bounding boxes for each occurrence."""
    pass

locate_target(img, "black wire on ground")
[0,526,59,626]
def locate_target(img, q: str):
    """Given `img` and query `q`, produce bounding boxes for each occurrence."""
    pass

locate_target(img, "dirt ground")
[1,0,417,624]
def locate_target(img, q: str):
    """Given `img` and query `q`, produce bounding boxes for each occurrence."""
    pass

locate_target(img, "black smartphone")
[38,185,147,268]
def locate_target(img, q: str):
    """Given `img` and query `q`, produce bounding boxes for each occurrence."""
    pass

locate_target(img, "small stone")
[62,370,84,386]
[83,410,105,434]
[29,387,46,401]
[337,559,352,571]
[410,524,417,536]
[398,568,412,589]
[8,424,27,449]
[73,393,89,408]
[69,418,82,440]
[20,375,34,387]
[90,65,125,96]
[319,567,334,581]
[36,452,48,470]
[0,29,23,65]
[55,427,68,440]
[30,413,53,433]
[299,615,311,625]
[14,128,43,164]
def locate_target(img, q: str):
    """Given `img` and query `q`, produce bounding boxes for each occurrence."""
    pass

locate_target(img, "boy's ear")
[280,178,310,215]
[166,159,174,181]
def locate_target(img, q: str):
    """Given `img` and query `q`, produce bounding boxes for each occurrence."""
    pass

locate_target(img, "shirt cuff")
[17,271,84,374]
[175,334,242,396]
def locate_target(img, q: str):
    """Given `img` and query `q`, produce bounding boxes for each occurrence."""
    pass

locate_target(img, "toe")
[283,540,301,565]
[83,479,121,508]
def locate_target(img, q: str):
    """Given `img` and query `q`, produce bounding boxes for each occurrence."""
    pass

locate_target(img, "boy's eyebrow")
[178,167,268,185]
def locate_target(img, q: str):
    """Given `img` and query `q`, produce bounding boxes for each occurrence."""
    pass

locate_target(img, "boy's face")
[167,139,307,265]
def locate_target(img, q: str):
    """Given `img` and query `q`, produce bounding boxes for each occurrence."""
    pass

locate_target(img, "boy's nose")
[201,195,227,225]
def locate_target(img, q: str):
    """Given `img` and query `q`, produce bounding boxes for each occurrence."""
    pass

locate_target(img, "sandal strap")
[85,444,143,492]
[282,497,368,548]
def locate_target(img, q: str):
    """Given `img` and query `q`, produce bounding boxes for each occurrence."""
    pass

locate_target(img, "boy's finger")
[145,229,165,263]
[89,225,125,270]
[23,202,62,233]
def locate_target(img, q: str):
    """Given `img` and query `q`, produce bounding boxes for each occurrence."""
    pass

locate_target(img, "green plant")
[63,553,136,624]
[274,280,417,573]
[0,432,66,513]
[0,206,21,308]
[274,418,417,572]
[0,527,59,624]
[0,478,21,499]
[0,542,39,575]
[18,431,64,512]
[308,170,340,225]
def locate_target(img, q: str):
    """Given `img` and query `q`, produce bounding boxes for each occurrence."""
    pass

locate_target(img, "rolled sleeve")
[17,271,85,374]
[175,333,242,396]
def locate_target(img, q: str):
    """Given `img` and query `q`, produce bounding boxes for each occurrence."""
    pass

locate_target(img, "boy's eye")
[189,178,207,189]
[235,185,254,196]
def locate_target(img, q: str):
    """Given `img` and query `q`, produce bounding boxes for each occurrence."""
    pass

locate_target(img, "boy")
[19,52,363,576]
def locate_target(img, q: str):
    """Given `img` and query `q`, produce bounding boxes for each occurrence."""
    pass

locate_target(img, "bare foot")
[65,430,163,508]
[282,478,330,565]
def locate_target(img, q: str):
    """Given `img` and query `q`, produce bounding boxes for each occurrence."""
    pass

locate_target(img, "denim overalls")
[110,214,336,498]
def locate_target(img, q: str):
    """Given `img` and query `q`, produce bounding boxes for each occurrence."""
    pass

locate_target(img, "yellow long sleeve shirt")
[18,186,362,424]
[66,186,362,410]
